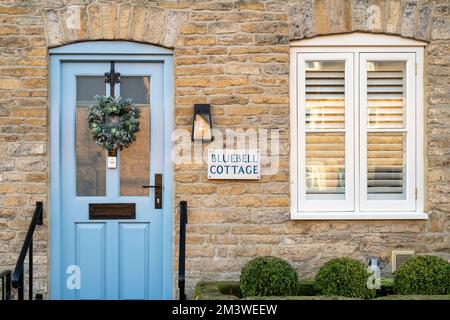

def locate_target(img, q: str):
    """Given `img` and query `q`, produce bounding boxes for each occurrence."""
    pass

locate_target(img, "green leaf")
[87,95,141,151]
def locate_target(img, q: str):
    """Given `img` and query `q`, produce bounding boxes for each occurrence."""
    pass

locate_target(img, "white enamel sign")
[207,149,260,180]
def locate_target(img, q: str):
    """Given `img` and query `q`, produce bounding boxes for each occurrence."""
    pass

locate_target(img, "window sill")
[291,212,428,220]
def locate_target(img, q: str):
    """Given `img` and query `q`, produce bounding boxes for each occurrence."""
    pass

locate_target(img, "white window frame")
[290,33,427,220]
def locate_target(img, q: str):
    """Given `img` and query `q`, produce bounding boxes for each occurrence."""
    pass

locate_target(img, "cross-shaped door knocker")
[104,61,120,96]
[105,61,120,167]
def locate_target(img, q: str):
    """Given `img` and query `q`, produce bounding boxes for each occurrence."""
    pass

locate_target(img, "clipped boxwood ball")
[240,256,298,297]
[314,257,376,299]
[394,255,450,295]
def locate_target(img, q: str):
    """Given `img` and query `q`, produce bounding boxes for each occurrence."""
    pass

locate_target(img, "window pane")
[367,132,406,200]
[306,132,345,200]
[120,76,150,196]
[76,76,106,196]
[120,76,150,104]
[367,61,406,129]
[305,61,345,130]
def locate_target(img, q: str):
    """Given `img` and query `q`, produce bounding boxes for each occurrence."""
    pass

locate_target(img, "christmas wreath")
[87,95,141,153]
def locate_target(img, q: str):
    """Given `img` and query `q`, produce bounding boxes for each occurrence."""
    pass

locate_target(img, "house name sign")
[207,149,260,180]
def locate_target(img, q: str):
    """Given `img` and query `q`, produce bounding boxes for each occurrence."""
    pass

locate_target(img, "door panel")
[119,223,150,299]
[75,223,106,299]
[60,61,165,299]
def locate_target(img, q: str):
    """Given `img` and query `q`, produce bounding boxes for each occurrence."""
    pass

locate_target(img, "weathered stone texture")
[0,0,449,299]
[130,6,147,41]
[87,4,102,40]
[117,4,131,39]
[146,7,166,43]
[1,0,48,295]
[415,2,433,40]
[386,0,402,33]
[288,0,444,42]
[44,10,62,46]
[101,4,117,40]
[400,1,418,37]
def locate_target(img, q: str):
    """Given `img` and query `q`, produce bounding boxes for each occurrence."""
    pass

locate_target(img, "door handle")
[142,173,162,209]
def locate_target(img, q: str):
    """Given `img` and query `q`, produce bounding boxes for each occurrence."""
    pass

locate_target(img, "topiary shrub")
[393,255,450,295]
[240,256,298,297]
[314,257,376,299]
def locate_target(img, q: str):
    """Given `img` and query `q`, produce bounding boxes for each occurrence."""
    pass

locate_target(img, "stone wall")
[0,0,449,298]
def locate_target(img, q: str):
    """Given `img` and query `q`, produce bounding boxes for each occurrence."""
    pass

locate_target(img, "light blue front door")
[59,61,166,299]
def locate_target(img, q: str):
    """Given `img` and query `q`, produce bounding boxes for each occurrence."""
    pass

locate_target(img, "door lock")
[142,173,163,209]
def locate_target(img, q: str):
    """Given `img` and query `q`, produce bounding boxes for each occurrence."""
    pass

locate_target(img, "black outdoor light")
[192,103,213,142]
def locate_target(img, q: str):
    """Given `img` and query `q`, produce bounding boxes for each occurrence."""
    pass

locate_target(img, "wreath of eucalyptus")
[87,95,141,152]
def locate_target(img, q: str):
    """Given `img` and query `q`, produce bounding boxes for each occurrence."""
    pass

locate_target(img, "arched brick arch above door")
[45,1,449,49]
[289,0,445,42]
[45,4,188,48]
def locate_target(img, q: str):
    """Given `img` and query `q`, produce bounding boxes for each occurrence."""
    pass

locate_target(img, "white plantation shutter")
[305,62,345,196]
[366,62,406,198]
[367,70,405,129]
[360,53,416,211]
[305,132,345,195]
[367,133,405,196]
[305,67,345,130]
[298,53,354,212]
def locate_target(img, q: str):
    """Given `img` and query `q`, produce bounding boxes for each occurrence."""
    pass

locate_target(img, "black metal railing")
[1,270,11,300]
[10,201,43,300]
[178,201,187,300]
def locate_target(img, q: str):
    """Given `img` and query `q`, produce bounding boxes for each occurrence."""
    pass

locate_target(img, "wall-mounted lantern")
[192,104,213,142]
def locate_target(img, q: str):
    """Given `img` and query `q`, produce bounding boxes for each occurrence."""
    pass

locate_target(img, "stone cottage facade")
[0,0,449,298]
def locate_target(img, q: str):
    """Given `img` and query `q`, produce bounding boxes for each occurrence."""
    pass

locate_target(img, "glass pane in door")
[76,76,106,196]
[120,76,151,196]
